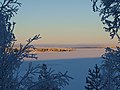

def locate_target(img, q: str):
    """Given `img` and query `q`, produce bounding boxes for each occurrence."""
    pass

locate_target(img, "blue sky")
[13,0,117,45]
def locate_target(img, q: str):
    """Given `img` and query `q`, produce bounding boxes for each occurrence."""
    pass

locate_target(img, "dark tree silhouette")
[27,64,73,90]
[85,64,103,90]
[0,0,41,89]
[90,0,120,90]
[101,47,120,89]
[91,0,120,41]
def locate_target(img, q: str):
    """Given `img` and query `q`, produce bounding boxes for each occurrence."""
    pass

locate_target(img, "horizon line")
[14,43,118,48]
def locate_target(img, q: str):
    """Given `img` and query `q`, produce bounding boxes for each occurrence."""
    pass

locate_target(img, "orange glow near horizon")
[14,0,118,46]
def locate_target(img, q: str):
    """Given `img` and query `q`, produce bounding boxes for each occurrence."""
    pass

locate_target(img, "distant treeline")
[35,48,74,52]
[13,48,74,53]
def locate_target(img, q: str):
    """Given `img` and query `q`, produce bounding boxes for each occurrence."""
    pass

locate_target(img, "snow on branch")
[101,46,120,89]
[91,0,120,41]
[0,0,21,20]
[26,64,73,90]
[17,34,41,60]
[85,64,103,90]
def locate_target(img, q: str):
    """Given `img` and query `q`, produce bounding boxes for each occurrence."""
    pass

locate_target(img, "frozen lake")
[22,48,105,90]
[35,48,105,60]
[23,57,103,90]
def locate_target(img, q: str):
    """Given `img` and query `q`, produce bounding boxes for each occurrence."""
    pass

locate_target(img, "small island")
[13,47,75,53]
[33,48,74,53]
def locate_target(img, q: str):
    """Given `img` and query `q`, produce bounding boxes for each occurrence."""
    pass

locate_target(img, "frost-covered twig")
[27,64,73,90]
[85,64,103,90]
[17,34,41,60]
[91,0,120,41]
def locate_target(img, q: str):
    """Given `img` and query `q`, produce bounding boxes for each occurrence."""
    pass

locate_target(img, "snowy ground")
[25,48,104,60]
[22,57,103,90]
[22,48,104,90]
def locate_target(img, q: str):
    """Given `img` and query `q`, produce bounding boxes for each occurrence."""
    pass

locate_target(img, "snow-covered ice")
[22,57,103,90]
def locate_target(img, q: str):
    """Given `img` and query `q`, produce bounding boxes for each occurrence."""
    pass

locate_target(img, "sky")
[13,0,118,45]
